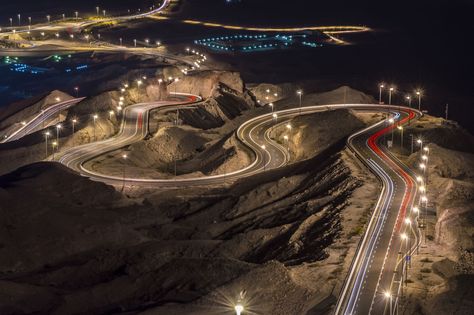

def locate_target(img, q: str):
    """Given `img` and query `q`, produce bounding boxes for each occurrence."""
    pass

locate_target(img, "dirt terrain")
[0,69,472,314]
[0,79,383,314]
[386,115,474,315]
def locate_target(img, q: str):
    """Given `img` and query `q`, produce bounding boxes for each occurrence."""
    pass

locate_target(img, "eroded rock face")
[168,70,245,99]
[0,90,74,136]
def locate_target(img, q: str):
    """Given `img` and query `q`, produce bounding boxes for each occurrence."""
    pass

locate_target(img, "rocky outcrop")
[0,90,73,136]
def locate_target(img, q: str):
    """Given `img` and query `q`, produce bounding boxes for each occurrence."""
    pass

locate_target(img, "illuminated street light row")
[378,83,423,111]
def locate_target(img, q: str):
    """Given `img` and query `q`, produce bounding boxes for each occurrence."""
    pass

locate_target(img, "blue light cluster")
[9,63,44,74]
[302,41,323,48]
[65,64,88,73]
[194,33,323,53]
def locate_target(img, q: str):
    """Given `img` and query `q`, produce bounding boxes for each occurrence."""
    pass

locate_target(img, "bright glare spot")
[234,304,244,315]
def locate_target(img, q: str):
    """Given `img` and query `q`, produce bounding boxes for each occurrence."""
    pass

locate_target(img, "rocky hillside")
[394,115,474,315]
[0,133,379,315]
[0,90,73,138]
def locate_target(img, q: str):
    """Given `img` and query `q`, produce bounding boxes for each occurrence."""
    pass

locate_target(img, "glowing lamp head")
[384,291,391,298]
[401,233,408,240]
[234,304,244,315]
[413,206,419,213]
[405,218,411,225]
[93,114,98,119]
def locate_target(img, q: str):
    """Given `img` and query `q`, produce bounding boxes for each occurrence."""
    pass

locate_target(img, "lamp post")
[388,118,395,144]
[52,141,58,160]
[406,95,412,125]
[384,292,393,315]
[272,113,278,124]
[75,11,78,19]
[234,303,244,315]
[284,134,289,154]
[134,39,137,47]
[297,89,303,114]
[28,16,31,25]
[46,15,51,23]
[96,6,100,16]
[72,118,77,146]
[17,14,20,26]
[416,91,422,111]
[121,154,127,192]
[44,131,50,158]
[261,144,266,171]
[397,125,404,149]
[269,102,274,113]
[401,233,409,285]
[93,114,98,141]
[56,124,61,148]
[74,86,79,97]
[379,84,384,104]
[389,87,394,105]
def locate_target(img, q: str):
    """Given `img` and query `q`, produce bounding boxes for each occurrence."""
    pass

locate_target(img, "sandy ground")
[387,115,474,315]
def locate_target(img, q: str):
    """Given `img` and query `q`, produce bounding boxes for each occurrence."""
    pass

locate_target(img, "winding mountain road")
[54,94,422,314]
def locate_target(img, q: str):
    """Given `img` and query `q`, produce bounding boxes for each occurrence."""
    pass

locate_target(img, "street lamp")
[261,144,267,171]
[234,303,244,315]
[269,102,274,113]
[72,118,77,146]
[378,83,384,104]
[46,15,51,23]
[96,6,100,16]
[52,141,58,160]
[388,118,395,143]
[397,125,404,149]
[406,95,412,125]
[283,134,289,154]
[122,153,127,191]
[102,10,106,17]
[134,39,137,47]
[119,37,123,46]
[44,131,50,158]
[55,124,62,149]
[75,11,79,19]
[272,113,278,124]
[384,291,393,315]
[388,87,394,105]
[137,80,143,87]
[17,14,20,26]
[109,110,114,120]
[416,90,422,111]
[93,114,98,141]
[297,89,303,114]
